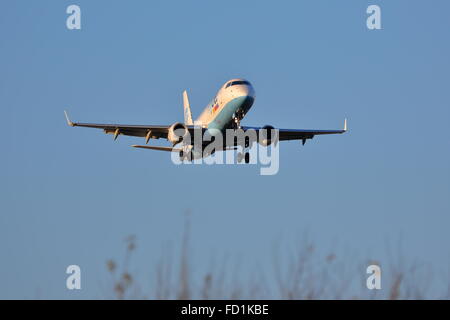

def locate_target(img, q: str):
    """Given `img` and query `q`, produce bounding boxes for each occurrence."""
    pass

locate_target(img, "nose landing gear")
[231,109,250,163]
[232,110,245,129]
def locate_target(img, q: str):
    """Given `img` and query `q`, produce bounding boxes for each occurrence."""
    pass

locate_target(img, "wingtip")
[64,110,74,127]
[343,118,347,132]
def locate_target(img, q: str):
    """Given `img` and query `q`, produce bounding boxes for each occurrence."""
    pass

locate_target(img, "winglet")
[343,118,347,132]
[64,110,74,127]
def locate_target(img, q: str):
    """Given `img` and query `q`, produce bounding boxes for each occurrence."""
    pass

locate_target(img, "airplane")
[64,78,347,163]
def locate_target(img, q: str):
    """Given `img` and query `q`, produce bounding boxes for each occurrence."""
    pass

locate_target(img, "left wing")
[243,119,347,144]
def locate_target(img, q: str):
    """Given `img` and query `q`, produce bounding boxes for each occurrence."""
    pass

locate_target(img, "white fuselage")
[195,79,255,132]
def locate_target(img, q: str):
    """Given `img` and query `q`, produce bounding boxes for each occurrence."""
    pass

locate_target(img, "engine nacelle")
[259,125,276,146]
[168,122,189,144]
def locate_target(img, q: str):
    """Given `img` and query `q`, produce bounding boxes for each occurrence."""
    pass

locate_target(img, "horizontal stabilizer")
[132,145,182,152]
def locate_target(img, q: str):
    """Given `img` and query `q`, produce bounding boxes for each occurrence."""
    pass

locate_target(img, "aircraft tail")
[183,90,193,125]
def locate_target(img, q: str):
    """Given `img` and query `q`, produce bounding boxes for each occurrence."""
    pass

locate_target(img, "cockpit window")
[226,80,250,88]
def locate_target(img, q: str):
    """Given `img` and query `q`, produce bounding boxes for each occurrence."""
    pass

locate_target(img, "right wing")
[64,111,194,143]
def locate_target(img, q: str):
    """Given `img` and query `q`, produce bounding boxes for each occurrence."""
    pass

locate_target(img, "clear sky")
[1,0,449,299]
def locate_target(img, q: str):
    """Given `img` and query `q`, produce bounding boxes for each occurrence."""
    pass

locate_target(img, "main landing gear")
[237,151,250,164]
[238,135,251,164]
[179,150,190,161]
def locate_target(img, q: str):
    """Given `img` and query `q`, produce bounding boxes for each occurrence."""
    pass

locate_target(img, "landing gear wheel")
[233,118,241,130]
[244,152,250,164]
[179,150,192,162]
[232,110,244,130]
[244,136,250,148]
[237,152,244,163]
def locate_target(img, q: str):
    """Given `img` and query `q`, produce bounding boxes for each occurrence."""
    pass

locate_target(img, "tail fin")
[183,90,193,125]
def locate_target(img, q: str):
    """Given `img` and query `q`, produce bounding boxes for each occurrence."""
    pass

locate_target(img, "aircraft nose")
[235,84,255,99]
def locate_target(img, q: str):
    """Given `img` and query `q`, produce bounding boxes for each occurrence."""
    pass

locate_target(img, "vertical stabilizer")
[183,90,193,125]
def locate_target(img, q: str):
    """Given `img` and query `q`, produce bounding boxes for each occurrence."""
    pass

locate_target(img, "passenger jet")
[64,79,346,163]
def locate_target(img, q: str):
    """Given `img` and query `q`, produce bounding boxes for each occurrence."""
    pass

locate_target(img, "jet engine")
[168,122,189,144]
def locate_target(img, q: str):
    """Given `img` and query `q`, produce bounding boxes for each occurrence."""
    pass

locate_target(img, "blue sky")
[1,0,449,298]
